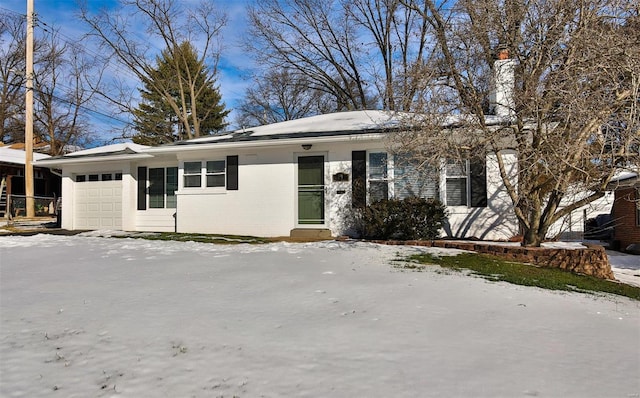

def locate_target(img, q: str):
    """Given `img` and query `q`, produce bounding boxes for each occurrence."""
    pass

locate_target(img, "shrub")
[360,197,447,240]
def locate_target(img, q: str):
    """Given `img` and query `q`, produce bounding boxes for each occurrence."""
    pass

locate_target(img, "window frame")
[444,159,469,207]
[181,159,229,190]
[206,160,226,188]
[443,158,487,208]
[183,161,203,188]
[148,168,166,209]
[367,151,392,203]
[147,166,177,209]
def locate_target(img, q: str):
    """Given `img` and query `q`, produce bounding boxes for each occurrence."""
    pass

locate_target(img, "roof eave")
[33,153,154,167]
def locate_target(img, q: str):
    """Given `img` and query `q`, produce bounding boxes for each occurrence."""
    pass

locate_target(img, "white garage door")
[74,181,123,229]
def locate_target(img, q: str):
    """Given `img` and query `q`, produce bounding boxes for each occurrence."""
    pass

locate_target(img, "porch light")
[302,144,312,150]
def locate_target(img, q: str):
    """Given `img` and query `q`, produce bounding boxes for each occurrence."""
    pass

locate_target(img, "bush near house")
[360,197,447,240]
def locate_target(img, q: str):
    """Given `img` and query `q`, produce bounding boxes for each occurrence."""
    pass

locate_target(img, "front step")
[289,228,333,240]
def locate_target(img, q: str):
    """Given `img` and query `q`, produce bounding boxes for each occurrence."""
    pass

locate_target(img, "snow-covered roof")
[607,171,639,189]
[34,142,154,166]
[64,143,149,157]
[0,146,50,166]
[242,110,408,137]
[158,111,411,148]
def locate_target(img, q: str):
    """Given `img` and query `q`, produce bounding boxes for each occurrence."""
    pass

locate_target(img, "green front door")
[298,155,325,224]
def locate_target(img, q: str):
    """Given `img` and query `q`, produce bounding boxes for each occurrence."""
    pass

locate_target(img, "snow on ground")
[1,234,638,397]
[607,250,640,287]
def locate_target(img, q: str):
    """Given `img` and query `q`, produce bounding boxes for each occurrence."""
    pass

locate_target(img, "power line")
[0,81,134,127]
[36,19,141,82]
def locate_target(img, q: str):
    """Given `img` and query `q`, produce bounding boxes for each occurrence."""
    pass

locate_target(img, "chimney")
[490,46,515,119]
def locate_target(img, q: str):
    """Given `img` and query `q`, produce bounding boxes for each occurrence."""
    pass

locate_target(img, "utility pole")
[25,0,35,218]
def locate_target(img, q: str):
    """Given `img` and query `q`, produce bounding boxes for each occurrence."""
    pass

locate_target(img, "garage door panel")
[101,187,116,197]
[74,181,123,229]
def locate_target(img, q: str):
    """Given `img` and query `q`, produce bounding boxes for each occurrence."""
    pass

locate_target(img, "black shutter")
[226,155,238,190]
[352,151,366,208]
[470,159,487,207]
[137,166,147,210]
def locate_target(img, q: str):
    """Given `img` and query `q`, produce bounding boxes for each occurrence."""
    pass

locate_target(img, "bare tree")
[247,0,371,111]
[246,0,434,112]
[398,0,640,246]
[1,11,98,153]
[1,12,28,143]
[80,0,227,140]
[235,69,333,127]
[347,0,432,111]
[33,30,98,155]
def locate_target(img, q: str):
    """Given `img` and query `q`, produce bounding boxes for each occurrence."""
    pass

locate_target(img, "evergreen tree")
[132,41,228,145]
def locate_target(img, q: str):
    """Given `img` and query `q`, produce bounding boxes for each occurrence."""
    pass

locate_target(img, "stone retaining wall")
[377,240,615,280]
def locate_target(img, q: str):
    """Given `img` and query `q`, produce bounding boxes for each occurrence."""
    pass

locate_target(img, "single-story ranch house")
[34,110,521,240]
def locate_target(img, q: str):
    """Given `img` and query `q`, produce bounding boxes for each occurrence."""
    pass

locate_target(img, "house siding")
[176,149,296,236]
[612,187,640,250]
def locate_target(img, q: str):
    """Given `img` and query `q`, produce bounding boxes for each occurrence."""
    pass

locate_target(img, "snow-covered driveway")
[1,234,638,397]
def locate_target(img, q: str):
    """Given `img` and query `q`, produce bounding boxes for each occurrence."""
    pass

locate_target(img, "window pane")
[298,156,324,185]
[115,173,123,180]
[206,160,225,174]
[184,161,201,174]
[184,175,201,188]
[206,174,225,187]
[446,177,467,206]
[166,167,178,208]
[88,174,99,181]
[102,173,113,181]
[149,168,165,208]
[76,175,86,182]
[184,162,201,187]
[369,152,387,179]
[298,190,325,224]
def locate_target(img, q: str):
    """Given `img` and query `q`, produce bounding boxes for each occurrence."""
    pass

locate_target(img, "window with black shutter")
[137,167,147,210]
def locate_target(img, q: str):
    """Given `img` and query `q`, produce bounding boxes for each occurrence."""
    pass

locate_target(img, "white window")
[368,152,389,203]
[206,160,226,187]
[445,160,468,206]
[183,161,202,188]
[183,160,227,188]
[444,158,487,208]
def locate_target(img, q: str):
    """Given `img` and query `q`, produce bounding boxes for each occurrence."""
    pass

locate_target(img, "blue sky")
[1,0,255,140]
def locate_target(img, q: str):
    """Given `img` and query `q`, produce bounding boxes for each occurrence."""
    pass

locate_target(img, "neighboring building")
[608,173,640,251]
[34,111,520,239]
[0,146,60,218]
[549,193,614,241]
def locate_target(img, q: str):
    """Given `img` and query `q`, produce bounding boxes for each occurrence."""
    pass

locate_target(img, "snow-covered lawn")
[1,234,638,397]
